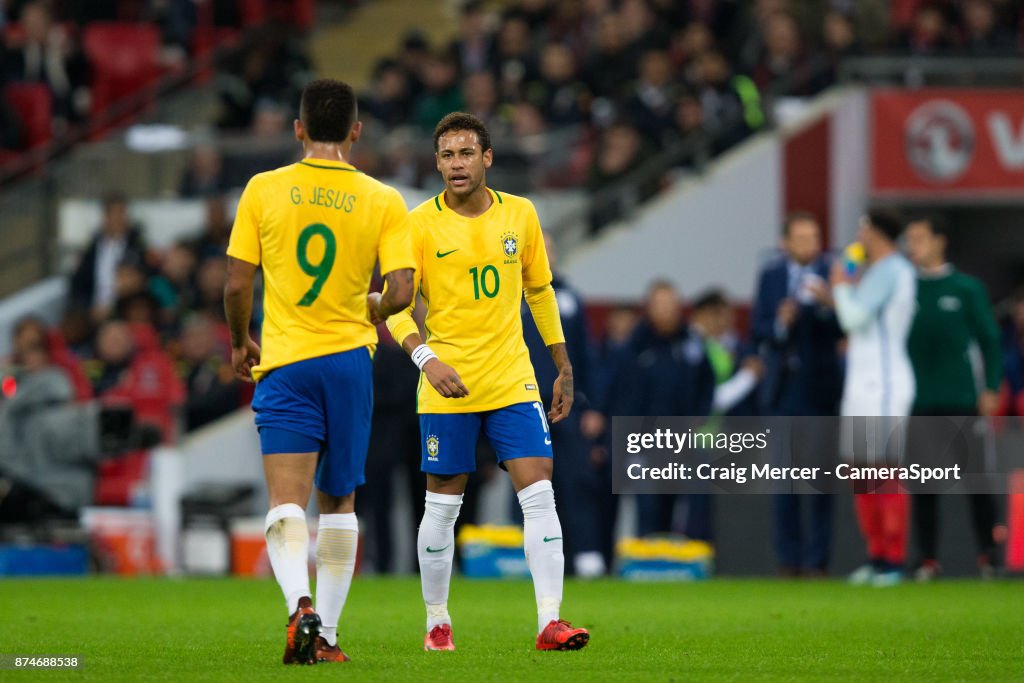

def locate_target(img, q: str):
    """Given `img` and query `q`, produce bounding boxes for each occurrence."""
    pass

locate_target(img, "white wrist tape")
[410,344,437,371]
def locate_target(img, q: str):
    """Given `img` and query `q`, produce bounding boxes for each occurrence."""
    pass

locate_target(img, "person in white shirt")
[830,209,917,587]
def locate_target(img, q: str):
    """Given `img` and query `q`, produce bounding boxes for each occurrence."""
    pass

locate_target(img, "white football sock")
[518,480,564,633]
[417,491,463,630]
[315,513,358,647]
[264,503,310,615]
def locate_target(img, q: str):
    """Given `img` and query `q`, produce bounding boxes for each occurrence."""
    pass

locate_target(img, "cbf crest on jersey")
[501,231,519,264]
[426,434,440,462]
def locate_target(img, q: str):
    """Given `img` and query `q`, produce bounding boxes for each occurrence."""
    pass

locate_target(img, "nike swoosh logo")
[543,536,562,543]
[426,544,451,553]
[436,249,459,258]
[544,438,551,445]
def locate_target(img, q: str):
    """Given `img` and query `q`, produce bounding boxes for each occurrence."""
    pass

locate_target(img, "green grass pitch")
[1,577,1022,681]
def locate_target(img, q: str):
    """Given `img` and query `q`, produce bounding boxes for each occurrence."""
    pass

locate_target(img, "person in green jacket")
[905,215,1003,580]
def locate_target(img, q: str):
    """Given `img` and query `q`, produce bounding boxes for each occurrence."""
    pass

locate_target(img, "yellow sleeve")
[226,176,263,265]
[524,284,565,346]
[384,216,422,346]
[378,187,416,276]
[521,202,552,288]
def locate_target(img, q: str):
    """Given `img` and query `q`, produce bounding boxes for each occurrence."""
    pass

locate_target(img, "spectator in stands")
[462,70,502,129]
[4,1,90,127]
[194,255,229,322]
[190,195,232,265]
[527,42,590,125]
[619,0,671,51]
[583,14,638,100]
[623,49,684,146]
[693,50,761,153]
[149,243,197,330]
[449,0,495,76]
[179,145,227,198]
[361,59,413,128]
[669,21,715,77]
[87,319,135,397]
[413,51,464,131]
[177,314,241,431]
[962,0,1017,53]
[68,192,149,323]
[587,121,658,232]
[752,212,842,577]
[752,11,813,94]
[492,13,538,102]
[396,30,429,102]
[669,93,706,146]
[816,10,862,90]
[902,3,955,54]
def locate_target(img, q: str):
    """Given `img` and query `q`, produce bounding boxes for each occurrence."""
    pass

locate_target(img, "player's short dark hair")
[102,191,127,211]
[866,208,904,243]
[433,112,491,152]
[692,289,729,312]
[907,213,950,239]
[300,79,357,143]
[782,211,819,237]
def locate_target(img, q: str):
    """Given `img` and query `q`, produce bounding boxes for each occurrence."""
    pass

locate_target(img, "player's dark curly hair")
[433,112,491,152]
[300,79,357,143]
[866,208,904,243]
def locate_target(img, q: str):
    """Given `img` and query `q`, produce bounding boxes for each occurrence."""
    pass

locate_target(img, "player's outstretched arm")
[547,343,574,423]
[367,268,415,324]
[397,331,469,399]
[224,256,261,383]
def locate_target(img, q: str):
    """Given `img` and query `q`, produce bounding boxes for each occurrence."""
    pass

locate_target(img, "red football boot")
[536,619,589,651]
[314,636,351,663]
[283,597,321,665]
[423,624,456,651]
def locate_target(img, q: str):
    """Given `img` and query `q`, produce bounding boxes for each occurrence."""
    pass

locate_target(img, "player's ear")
[349,120,362,144]
[482,147,493,169]
[293,119,304,143]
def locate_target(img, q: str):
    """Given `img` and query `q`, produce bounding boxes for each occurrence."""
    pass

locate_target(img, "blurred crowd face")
[204,197,231,244]
[677,22,714,60]
[693,301,732,338]
[115,263,147,299]
[96,321,134,365]
[913,6,947,45]
[646,284,682,335]
[695,50,729,87]
[463,72,498,117]
[597,124,641,175]
[674,95,704,133]
[12,318,47,365]
[606,306,638,345]
[102,200,131,238]
[823,11,856,52]
[423,55,458,92]
[436,130,492,200]
[162,245,197,285]
[197,257,227,305]
[512,102,547,137]
[181,318,215,364]
[964,0,996,38]
[374,65,409,103]
[620,0,655,43]
[498,18,531,58]
[765,12,801,59]
[540,44,576,83]
[639,51,672,89]
[904,220,946,269]
[22,2,53,45]
[783,218,821,265]
[596,15,626,54]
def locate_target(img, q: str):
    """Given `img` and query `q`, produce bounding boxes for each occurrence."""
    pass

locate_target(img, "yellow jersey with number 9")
[227,159,413,381]
[386,188,554,413]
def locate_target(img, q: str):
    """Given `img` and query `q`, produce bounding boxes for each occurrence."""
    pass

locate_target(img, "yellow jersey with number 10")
[227,159,413,381]
[387,188,556,414]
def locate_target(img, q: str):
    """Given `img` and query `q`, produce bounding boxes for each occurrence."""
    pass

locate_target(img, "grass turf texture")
[1,577,1021,681]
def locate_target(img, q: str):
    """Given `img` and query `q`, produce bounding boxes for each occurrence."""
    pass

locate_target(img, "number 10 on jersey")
[469,265,499,300]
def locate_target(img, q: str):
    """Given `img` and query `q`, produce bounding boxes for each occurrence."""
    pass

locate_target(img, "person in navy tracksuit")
[752,212,843,576]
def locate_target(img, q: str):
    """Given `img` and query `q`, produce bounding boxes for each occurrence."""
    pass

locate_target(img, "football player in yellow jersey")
[385,113,589,652]
[224,79,415,665]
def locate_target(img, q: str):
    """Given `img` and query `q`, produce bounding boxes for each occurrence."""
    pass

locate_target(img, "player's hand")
[978,389,999,417]
[549,370,574,423]
[367,292,384,325]
[423,358,469,398]
[829,259,852,287]
[231,337,261,383]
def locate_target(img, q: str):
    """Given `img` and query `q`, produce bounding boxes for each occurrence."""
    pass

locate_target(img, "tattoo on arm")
[549,342,573,393]
[380,268,414,316]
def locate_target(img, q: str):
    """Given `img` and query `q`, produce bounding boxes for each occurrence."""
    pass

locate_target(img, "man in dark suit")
[752,212,843,576]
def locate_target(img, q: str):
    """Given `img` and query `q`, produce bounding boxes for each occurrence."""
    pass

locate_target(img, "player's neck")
[303,142,353,165]
[443,185,492,218]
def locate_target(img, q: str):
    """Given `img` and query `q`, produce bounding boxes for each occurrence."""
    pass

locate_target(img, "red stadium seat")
[4,83,52,149]
[82,23,163,119]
